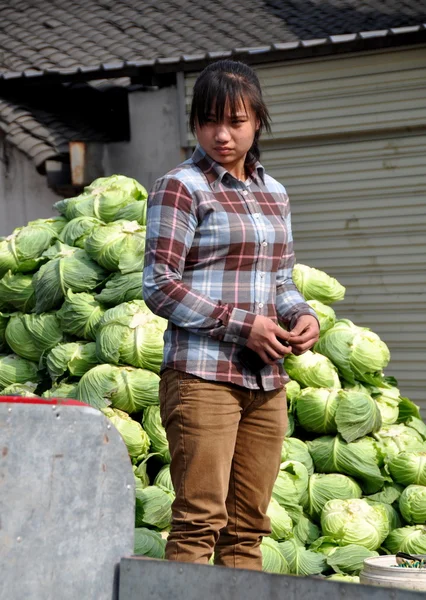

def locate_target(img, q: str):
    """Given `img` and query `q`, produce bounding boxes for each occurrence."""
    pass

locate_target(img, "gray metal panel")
[0,400,135,600]
[119,557,426,600]
[260,132,426,416]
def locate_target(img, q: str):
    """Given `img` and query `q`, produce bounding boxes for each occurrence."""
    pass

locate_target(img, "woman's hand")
[288,315,320,355]
[246,315,292,365]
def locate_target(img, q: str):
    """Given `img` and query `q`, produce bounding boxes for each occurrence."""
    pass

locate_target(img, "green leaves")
[293,263,345,305]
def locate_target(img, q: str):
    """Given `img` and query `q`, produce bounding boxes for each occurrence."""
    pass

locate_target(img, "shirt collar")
[191,144,265,189]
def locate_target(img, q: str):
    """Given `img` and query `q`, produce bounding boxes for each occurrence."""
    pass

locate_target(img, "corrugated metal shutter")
[183,47,426,415]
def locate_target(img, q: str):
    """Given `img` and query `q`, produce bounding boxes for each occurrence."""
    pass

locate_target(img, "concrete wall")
[0,138,60,236]
[104,86,184,192]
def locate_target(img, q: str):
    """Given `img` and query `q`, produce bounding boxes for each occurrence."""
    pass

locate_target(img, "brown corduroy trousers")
[159,368,287,570]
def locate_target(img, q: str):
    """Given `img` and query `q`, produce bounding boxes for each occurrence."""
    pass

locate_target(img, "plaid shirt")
[143,145,316,390]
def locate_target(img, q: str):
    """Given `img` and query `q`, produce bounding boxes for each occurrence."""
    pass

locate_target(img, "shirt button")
[242,190,248,195]
[260,272,264,277]
[262,241,267,247]
[232,336,238,343]
[258,302,264,308]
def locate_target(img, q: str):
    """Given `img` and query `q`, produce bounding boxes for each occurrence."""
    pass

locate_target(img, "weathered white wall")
[103,86,184,192]
[0,139,60,236]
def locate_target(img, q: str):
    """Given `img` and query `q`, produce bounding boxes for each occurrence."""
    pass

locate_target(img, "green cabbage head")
[57,290,105,341]
[54,175,147,222]
[142,406,170,463]
[5,313,63,362]
[85,220,146,274]
[0,354,40,389]
[135,485,174,530]
[272,460,309,511]
[388,451,426,486]
[278,538,326,576]
[0,382,38,397]
[284,350,341,389]
[384,525,426,555]
[326,544,378,576]
[32,242,108,313]
[0,271,35,312]
[281,437,314,475]
[42,380,79,399]
[77,363,160,413]
[95,271,144,306]
[96,300,167,373]
[46,341,99,381]
[60,216,103,248]
[267,497,293,541]
[0,217,66,277]
[321,498,390,550]
[303,473,362,522]
[399,485,426,524]
[374,424,425,463]
[315,319,390,386]
[134,527,166,559]
[103,407,150,463]
[260,537,289,574]
[307,300,336,334]
[154,464,174,493]
[293,263,345,305]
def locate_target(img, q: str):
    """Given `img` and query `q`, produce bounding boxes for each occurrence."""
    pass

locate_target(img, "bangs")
[190,73,250,132]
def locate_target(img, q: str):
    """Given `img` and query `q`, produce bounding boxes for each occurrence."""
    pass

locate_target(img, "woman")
[143,60,319,570]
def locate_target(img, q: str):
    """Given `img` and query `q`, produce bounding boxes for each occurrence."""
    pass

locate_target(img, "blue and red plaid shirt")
[143,145,316,390]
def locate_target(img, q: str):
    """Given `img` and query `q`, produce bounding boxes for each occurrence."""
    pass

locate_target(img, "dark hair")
[189,60,271,164]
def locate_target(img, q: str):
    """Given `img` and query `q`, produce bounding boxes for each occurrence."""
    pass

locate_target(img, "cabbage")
[309,536,341,556]
[135,485,174,530]
[284,380,301,403]
[281,438,314,475]
[77,364,160,413]
[374,387,400,426]
[398,396,422,422]
[42,380,79,399]
[327,574,360,583]
[46,341,99,381]
[54,175,147,222]
[267,497,293,541]
[0,271,35,312]
[32,242,108,313]
[388,451,426,487]
[334,389,382,443]
[373,424,425,463]
[95,271,144,306]
[272,460,309,512]
[284,351,341,389]
[399,485,426,524]
[293,514,320,545]
[115,200,147,225]
[260,537,289,574]
[278,538,326,576]
[293,264,345,305]
[134,459,150,490]
[60,216,103,248]
[326,544,378,575]
[5,313,63,362]
[96,300,167,373]
[295,388,339,435]
[365,482,403,505]
[321,498,389,550]
[406,416,426,441]
[142,406,170,463]
[85,220,146,274]
[303,473,362,522]
[307,300,336,334]
[0,382,38,397]
[384,525,426,554]
[134,527,166,558]
[307,435,385,494]
[315,319,390,386]
[103,407,150,463]
[0,354,40,389]
[0,217,66,277]
[57,290,105,341]
[154,464,174,493]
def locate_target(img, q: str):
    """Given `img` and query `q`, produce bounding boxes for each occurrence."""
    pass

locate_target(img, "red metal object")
[0,396,91,407]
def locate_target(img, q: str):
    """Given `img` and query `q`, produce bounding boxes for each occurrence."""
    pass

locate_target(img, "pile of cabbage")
[1,175,425,583]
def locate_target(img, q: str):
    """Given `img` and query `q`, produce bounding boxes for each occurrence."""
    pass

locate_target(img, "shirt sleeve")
[142,176,256,344]
[275,200,319,330]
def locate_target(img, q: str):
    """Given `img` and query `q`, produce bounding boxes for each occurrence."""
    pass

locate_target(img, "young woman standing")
[143,60,319,570]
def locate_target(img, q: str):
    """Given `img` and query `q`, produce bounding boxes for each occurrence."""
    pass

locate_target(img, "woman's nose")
[215,124,231,142]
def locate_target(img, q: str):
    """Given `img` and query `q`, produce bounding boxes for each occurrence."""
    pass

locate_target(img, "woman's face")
[195,97,259,177]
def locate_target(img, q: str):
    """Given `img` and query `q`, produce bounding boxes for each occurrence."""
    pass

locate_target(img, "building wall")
[0,138,60,236]
[104,86,184,192]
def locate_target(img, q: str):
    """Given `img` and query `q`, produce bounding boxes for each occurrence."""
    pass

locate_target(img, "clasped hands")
[245,314,320,366]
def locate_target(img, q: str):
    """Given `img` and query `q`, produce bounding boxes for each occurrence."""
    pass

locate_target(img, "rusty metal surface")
[0,401,135,600]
